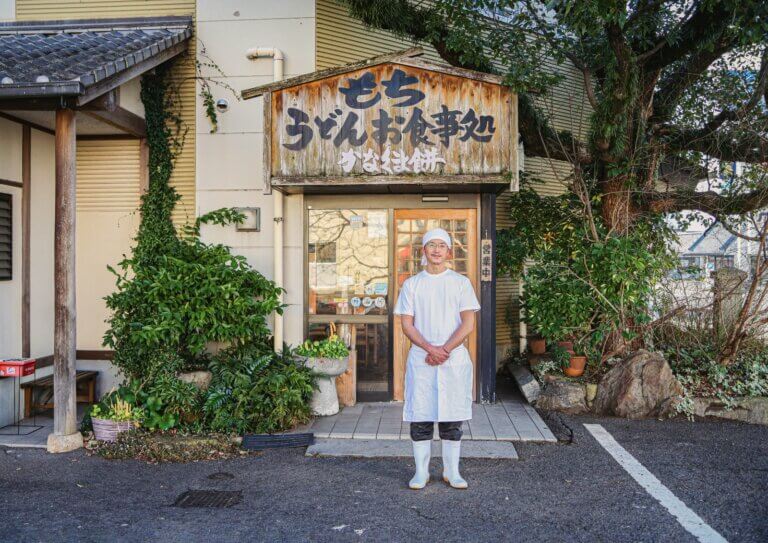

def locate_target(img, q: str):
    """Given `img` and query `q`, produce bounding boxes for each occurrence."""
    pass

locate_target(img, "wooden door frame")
[392,208,479,402]
[303,194,483,405]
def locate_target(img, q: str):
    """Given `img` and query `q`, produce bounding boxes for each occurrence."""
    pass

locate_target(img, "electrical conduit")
[246,47,285,351]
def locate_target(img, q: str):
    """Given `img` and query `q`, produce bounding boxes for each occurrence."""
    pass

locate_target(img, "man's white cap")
[421,228,452,266]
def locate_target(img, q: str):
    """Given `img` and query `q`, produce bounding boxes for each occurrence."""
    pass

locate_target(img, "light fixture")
[235,207,260,231]
[216,98,229,112]
[422,195,449,202]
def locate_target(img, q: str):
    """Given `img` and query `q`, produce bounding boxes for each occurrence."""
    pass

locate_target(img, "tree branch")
[642,2,734,72]
[651,35,738,121]
[664,124,768,163]
[646,188,768,215]
[685,48,768,137]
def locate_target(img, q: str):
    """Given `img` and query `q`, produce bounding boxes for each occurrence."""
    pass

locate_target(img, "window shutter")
[0,192,11,281]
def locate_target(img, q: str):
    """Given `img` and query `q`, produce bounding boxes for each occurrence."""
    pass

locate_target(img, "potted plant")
[528,334,547,355]
[295,323,350,416]
[565,349,587,377]
[551,343,587,378]
[90,396,143,442]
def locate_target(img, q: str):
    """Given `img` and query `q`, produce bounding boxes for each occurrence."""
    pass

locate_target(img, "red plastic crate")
[0,358,36,378]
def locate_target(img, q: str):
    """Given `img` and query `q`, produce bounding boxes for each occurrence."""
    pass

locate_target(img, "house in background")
[0,0,590,450]
[672,215,768,280]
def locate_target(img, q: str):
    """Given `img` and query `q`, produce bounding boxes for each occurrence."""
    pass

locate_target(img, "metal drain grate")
[173,490,242,508]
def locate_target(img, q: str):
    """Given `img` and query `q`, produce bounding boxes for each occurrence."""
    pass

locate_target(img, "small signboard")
[481,238,493,282]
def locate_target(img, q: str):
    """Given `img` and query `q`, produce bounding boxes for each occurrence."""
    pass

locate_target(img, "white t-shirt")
[393,269,481,346]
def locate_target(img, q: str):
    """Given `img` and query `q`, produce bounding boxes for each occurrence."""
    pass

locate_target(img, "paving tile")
[485,404,521,441]
[353,407,383,439]
[523,404,558,442]
[329,413,360,439]
[469,405,496,440]
[502,401,545,441]
[309,414,338,439]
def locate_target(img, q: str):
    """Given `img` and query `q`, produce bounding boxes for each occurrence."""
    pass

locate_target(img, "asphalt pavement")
[1,412,766,543]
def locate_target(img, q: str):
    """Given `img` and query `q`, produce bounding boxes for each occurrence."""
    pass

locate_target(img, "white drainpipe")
[246,47,285,351]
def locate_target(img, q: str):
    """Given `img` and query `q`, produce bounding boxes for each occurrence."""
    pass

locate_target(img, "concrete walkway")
[0,413,52,448]
[307,399,557,442]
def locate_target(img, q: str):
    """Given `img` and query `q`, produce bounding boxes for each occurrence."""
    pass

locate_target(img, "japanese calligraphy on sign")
[269,63,516,180]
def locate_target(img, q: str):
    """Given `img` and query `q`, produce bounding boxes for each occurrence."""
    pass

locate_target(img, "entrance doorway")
[392,209,478,401]
[305,198,479,404]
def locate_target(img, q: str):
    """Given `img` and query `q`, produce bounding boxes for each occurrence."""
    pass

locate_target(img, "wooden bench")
[20,370,98,418]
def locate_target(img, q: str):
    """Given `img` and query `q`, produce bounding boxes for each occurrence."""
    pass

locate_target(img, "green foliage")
[525,220,675,350]
[203,345,315,434]
[550,344,571,369]
[654,324,768,413]
[531,358,561,382]
[496,175,580,277]
[89,397,143,423]
[498,177,676,357]
[195,39,241,133]
[102,64,285,436]
[104,207,283,374]
[295,336,350,359]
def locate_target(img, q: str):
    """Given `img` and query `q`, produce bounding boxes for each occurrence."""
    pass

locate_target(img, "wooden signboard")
[248,55,518,193]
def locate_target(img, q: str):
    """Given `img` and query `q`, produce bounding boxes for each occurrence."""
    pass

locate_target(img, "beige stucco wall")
[118,79,145,119]
[28,130,55,359]
[0,118,23,360]
[0,124,57,426]
[195,0,316,347]
[0,0,13,20]
[0,118,22,427]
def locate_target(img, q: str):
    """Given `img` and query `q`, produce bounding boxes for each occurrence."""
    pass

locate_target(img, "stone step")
[510,364,541,403]
[306,438,519,459]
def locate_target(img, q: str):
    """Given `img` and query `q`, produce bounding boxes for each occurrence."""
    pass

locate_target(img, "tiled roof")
[0,16,192,99]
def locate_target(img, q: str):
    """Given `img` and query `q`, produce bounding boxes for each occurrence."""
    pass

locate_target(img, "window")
[709,256,734,271]
[0,193,11,281]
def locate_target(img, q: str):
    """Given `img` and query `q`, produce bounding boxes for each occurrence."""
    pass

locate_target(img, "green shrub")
[101,64,286,437]
[104,209,283,376]
[522,221,674,358]
[203,345,316,434]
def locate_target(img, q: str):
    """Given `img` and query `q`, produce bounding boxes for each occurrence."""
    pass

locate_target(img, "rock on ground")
[593,349,682,419]
[535,376,588,414]
[693,397,768,425]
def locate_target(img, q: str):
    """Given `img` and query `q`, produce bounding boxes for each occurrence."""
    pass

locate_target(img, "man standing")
[393,228,480,489]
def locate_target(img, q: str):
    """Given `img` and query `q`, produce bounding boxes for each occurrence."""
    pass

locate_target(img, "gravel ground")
[1,413,766,543]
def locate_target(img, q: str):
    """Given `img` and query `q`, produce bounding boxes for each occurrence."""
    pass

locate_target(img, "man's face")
[424,240,451,266]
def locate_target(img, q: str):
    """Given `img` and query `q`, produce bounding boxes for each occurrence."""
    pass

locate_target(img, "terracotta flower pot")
[529,337,547,355]
[92,417,135,443]
[556,340,575,354]
[564,355,587,377]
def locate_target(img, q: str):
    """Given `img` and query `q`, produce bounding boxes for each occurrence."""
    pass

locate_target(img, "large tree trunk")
[600,175,635,235]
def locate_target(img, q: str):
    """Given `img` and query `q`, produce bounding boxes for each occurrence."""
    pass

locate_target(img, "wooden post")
[21,126,31,358]
[479,192,497,403]
[47,108,82,453]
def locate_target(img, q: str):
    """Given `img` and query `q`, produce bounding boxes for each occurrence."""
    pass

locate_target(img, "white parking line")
[584,424,728,543]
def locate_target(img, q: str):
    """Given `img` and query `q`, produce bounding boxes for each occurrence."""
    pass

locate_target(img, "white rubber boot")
[442,440,468,489]
[408,440,431,490]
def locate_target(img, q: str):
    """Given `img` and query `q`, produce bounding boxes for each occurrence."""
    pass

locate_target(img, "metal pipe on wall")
[246,47,285,351]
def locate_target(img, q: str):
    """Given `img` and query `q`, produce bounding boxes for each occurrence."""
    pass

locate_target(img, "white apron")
[394,269,480,423]
[403,344,473,422]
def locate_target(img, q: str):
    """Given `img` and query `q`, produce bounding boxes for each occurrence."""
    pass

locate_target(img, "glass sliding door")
[307,209,391,402]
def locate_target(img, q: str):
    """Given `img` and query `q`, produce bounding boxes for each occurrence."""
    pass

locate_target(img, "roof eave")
[0,81,84,98]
